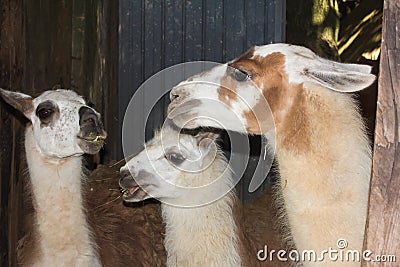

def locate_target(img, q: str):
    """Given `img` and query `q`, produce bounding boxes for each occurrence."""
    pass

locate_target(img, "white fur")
[25,128,101,267]
[122,128,241,266]
[162,159,241,267]
[30,90,89,158]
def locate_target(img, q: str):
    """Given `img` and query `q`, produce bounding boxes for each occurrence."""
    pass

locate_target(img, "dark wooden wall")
[119,0,286,156]
[0,1,118,265]
[363,0,400,265]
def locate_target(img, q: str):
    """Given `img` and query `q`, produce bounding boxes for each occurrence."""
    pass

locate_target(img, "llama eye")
[36,101,58,124]
[165,153,185,165]
[232,68,251,82]
[37,108,53,120]
[36,102,57,124]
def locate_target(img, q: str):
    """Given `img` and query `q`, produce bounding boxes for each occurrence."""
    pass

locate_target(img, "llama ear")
[195,132,218,168]
[0,88,34,118]
[305,60,376,92]
[195,132,219,156]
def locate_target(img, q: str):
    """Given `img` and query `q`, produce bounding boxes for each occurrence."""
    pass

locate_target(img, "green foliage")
[287,0,383,62]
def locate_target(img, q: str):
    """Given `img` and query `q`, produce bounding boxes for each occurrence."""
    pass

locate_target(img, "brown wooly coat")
[86,163,166,267]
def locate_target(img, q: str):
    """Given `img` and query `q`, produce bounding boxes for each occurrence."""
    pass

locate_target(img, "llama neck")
[25,127,100,267]
[271,85,371,263]
[160,164,242,267]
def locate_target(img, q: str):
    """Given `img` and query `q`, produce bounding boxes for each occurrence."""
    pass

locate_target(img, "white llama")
[167,44,375,266]
[0,88,106,267]
[119,124,266,267]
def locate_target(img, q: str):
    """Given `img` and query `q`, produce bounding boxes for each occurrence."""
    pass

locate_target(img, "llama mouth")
[78,132,107,146]
[77,131,107,154]
[167,98,201,115]
[122,186,140,198]
[121,186,149,202]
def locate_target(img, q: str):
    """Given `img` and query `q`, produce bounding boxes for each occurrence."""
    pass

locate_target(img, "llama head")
[0,88,107,158]
[119,123,222,204]
[167,43,376,134]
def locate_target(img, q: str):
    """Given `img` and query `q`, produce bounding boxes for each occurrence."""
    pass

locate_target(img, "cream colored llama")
[119,124,263,267]
[167,44,375,266]
[0,89,106,267]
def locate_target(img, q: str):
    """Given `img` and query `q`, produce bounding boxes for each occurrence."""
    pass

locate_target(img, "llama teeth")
[122,187,139,198]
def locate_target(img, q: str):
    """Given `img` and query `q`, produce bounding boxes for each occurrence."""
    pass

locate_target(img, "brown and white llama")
[167,44,375,266]
[0,89,106,266]
[119,123,275,267]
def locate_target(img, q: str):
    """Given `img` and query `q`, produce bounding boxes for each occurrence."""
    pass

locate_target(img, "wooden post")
[363,0,400,265]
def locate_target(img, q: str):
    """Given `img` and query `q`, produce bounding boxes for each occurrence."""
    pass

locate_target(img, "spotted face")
[119,124,218,203]
[0,89,107,157]
[168,43,376,135]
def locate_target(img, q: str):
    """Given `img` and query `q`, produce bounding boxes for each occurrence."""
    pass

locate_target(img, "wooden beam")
[363,0,400,265]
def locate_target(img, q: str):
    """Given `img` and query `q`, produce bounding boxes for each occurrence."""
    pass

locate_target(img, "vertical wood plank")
[97,0,119,161]
[265,0,276,43]
[223,0,245,60]
[184,0,203,61]
[25,0,72,93]
[0,0,25,266]
[164,0,184,67]
[363,0,400,265]
[204,0,223,62]
[245,0,265,47]
[118,0,143,157]
[71,0,87,92]
[143,0,165,141]
[144,0,163,78]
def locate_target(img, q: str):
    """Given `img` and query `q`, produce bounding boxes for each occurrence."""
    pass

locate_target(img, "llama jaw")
[77,105,107,154]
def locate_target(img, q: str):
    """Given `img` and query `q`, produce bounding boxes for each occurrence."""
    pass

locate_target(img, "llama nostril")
[120,169,132,181]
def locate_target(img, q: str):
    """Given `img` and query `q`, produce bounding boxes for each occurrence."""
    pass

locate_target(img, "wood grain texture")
[0,0,25,265]
[363,0,400,265]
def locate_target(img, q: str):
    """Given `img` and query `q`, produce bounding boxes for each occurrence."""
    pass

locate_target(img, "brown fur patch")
[277,87,311,153]
[231,51,311,152]
[217,75,238,108]
[86,163,166,267]
[232,196,262,267]
[217,47,256,108]
[243,98,275,134]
